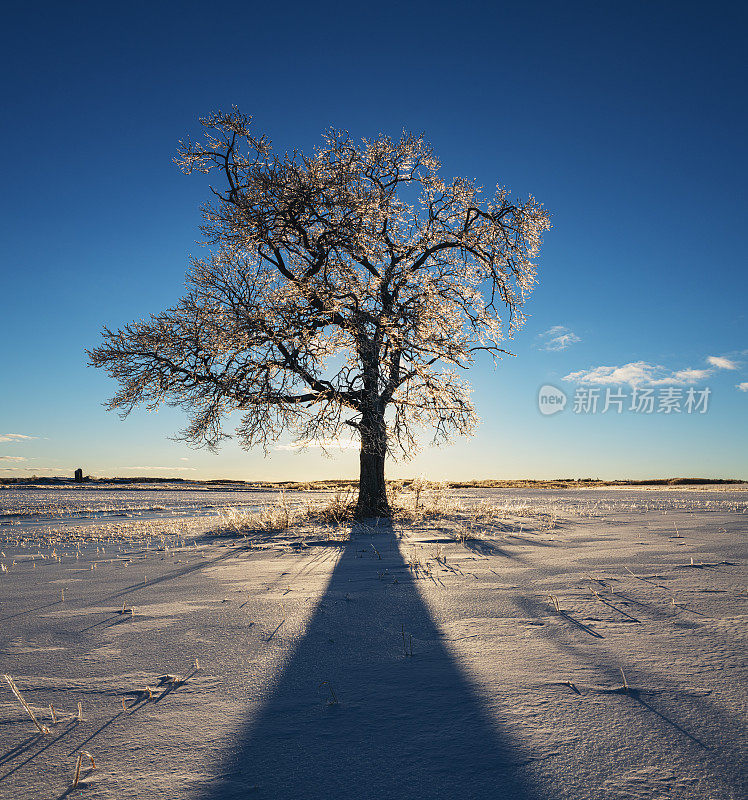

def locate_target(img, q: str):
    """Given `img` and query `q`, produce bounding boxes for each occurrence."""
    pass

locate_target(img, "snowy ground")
[0,487,745,799]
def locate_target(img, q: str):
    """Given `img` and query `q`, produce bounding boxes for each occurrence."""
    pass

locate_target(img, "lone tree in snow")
[88,110,550,518]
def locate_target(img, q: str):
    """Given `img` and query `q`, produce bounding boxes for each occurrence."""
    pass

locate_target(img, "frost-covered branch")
[90,108,550,490]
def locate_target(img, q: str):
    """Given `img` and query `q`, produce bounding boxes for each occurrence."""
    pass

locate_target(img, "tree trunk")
[355,408,390,519]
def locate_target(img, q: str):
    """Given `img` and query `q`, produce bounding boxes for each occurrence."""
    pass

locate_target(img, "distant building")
[74,468,83,483]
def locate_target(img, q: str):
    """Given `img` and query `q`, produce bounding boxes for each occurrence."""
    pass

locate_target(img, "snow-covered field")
[0,486,745,799]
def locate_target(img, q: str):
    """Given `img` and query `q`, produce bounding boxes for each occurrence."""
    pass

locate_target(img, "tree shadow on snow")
[201,522,550,800]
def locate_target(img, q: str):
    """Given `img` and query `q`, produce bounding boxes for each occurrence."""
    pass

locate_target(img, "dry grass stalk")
[72,750,96,788]
[218,491,300,535]
[401,624,414,657]
[394,482,461,522]
[3,674,51,734]
[309,490,357,525]
[214,483,566,546]
[619,667,629,693]
[319,681,339,705]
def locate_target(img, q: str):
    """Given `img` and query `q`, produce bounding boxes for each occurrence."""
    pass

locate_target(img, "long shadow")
[0,733,42,766]
[0,545,248,628]
[201,523,550,800]
[461,537,523,560]
[97,543,249,603]
[512,595,745,784]
[0,722,78,782]
[625,691,710,749]
[67,710,124,754]
[0,599,62,624]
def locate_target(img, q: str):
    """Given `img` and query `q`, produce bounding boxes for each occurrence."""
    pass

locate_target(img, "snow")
[0,487,745,798]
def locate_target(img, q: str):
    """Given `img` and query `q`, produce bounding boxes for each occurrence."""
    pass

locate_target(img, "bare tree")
[88,110,550,518]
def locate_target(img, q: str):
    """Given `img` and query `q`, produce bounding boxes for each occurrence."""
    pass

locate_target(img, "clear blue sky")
[1,0,746,481]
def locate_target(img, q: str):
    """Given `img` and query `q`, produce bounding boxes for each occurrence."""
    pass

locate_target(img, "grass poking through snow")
[71,750,96,789]
[3,674,51,734]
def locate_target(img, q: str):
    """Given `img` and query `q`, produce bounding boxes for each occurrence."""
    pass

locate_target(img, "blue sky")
[1,0,746,481]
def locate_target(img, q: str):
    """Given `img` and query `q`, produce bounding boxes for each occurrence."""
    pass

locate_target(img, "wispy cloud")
[737,382,748,392]
[563,361,712,387]
[672,368,712,382]
[0,466,59,473]
[129,466,197,472]
[275,438,357,451]
[537,325,581,352]
[0,433,37,443]
[707,355,738,370]
[0,456,27,462]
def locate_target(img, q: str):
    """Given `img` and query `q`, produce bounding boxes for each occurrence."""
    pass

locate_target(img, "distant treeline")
[447,477,747,488]
[0,476,745,489]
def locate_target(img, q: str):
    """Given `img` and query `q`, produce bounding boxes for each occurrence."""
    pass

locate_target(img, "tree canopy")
[89,110,550,516]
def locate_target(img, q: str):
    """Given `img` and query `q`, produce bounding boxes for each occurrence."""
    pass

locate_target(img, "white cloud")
[275,438,357,451]
[564,361,665,386]
[0,433,36,443]
[707,356,738,370]
[737,382,748,392]
[537,325,581,352]
[180,457,189,461]
[563,361,713,387]
[564,353,747,388]
[0,456,27,462]
[672,368,712,383]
